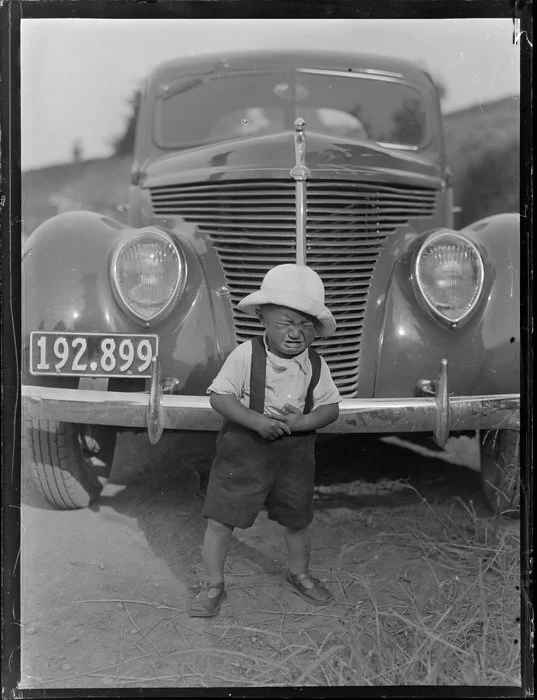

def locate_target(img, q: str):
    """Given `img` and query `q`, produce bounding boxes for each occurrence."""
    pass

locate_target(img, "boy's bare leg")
[283,525,311,576]
[203,518,234,593]
[283,524,334,604]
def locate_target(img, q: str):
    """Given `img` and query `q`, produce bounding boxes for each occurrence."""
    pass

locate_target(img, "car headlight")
[413,230,484,325]
[111,229,185,326]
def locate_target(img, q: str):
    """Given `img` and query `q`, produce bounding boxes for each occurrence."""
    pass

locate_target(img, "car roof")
[148,49,432,87]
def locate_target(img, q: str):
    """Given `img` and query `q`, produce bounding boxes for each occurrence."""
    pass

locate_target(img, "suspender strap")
[304,347,321,415]
[249,336,322,416]
[249,336,266,414]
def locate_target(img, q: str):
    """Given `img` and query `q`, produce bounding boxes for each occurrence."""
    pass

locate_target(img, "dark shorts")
[202,421,316,530]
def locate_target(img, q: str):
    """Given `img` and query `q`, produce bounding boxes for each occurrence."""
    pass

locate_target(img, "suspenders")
[249,336,321,415]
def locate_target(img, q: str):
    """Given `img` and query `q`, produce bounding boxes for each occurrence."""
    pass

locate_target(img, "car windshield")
[154,68,428,150]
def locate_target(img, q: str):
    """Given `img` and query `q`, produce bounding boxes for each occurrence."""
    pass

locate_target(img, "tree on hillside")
[389,96,426,144]
[72,139,83,163]
[111,89,141,156]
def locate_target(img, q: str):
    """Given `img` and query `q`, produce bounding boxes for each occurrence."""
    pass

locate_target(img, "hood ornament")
[290,118,310,265]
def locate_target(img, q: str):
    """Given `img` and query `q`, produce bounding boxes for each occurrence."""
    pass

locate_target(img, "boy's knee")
[207,518,234,536]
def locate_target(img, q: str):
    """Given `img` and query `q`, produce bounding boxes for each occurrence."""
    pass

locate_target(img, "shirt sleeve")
[312,356,342,410]
[207,342,251,400]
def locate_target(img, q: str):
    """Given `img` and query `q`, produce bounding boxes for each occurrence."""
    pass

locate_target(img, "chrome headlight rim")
[110,228,186,328]
[412,229,485,327]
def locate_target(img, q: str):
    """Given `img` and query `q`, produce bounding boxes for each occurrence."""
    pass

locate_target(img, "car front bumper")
[22,358,520,447]
[22,385,520,445]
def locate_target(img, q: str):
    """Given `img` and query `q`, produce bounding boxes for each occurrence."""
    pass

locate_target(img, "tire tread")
[26,419,103,509]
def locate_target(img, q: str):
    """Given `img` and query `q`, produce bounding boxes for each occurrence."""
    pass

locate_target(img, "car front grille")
[150,179,437,396]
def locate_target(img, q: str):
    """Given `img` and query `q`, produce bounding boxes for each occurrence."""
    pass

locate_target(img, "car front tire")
[25,419,117,509]
[480,428,520,517]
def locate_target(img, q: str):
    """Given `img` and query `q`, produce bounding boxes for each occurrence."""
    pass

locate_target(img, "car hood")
[142,132,443,189]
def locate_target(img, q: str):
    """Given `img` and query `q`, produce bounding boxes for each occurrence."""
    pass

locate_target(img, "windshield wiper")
[157,60,228,99]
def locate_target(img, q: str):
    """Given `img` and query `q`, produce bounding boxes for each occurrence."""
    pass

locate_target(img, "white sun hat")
[237,264,336,337]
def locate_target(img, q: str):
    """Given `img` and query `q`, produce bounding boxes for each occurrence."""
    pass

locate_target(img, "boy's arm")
[210,392,291,440]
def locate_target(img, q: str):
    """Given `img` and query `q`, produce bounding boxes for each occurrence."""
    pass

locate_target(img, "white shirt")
[207,336,341,415]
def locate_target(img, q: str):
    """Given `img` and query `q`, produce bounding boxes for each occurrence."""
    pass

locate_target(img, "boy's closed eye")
[278,322,314,329]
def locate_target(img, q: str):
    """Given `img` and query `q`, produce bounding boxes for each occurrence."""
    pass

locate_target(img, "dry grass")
[341,502,521,686]
[35,497,521,689]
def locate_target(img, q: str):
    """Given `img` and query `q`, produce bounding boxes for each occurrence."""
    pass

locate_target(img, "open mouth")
[282,340,304,352]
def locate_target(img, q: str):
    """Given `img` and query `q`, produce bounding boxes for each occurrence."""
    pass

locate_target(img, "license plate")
[29,332,159,378]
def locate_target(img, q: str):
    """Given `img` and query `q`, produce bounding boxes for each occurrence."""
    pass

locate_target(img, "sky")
[21,18,520,172]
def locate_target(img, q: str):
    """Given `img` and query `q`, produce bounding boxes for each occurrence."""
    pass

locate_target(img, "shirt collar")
[262,333,310,373]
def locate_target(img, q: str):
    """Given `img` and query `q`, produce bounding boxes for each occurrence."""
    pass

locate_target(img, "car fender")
[22,211,220,390]
[374,212,519,397]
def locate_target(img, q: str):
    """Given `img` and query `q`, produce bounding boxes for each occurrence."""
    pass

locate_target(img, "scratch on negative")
[507,247,514,298]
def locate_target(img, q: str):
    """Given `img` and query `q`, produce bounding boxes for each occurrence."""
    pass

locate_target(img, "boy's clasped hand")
[256,414,291,439]
[264,403,305,437]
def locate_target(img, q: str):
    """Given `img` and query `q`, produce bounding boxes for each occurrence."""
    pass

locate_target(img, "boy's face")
[256,304,317,358]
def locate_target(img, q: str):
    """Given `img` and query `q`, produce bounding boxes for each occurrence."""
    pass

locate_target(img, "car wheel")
[25,419,117,509]
[480,429,520,517]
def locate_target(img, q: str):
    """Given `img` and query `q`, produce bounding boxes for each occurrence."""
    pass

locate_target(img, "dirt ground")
[19,431,519,689]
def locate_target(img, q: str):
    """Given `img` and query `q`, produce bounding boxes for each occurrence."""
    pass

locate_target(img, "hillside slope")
[22,155,133,238]
[443,96,519,226]
[22,96,519,238]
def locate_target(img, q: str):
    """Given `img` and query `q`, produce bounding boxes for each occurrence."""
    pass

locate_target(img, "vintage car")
[22,49,520,514]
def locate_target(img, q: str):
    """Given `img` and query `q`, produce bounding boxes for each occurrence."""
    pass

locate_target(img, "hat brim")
[237,288,336,337]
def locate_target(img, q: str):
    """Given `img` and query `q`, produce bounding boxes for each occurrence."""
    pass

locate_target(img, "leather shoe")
[284,570,335,606]
[188,582,226,617]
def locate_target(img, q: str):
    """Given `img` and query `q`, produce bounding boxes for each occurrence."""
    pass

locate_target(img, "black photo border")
[1,1,532,697]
